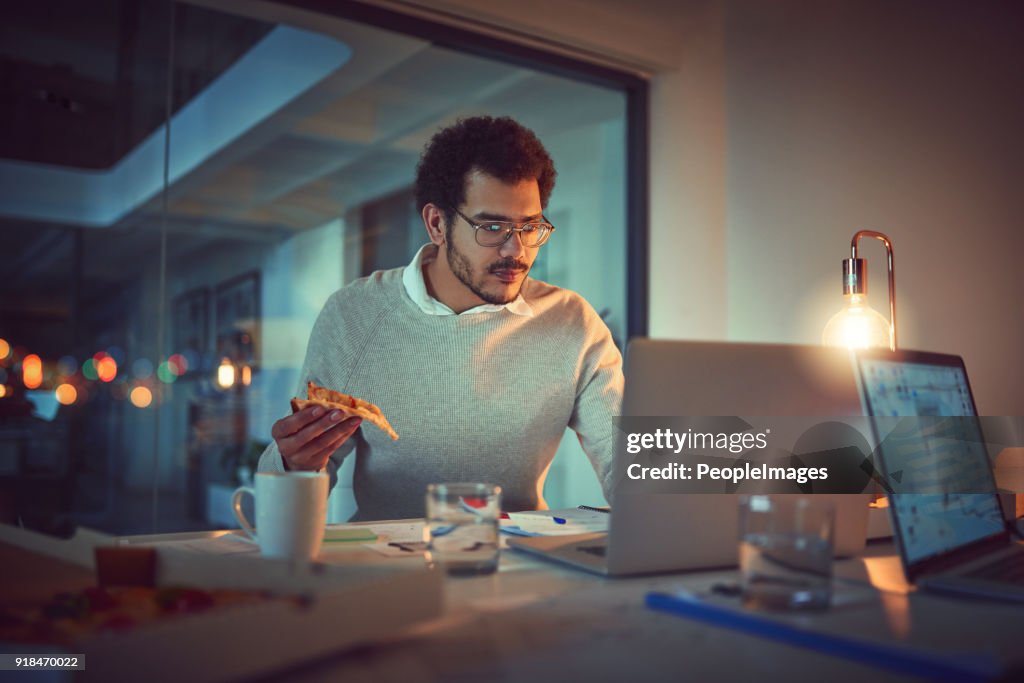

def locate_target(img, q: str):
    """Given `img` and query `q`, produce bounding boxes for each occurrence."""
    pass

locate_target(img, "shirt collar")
[402,244,534,317]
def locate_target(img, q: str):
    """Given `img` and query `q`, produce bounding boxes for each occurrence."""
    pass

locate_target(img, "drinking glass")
[425,483,501,576]
[739,495,835,610]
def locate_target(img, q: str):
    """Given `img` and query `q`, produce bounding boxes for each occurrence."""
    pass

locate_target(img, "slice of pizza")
[291,381,399,440]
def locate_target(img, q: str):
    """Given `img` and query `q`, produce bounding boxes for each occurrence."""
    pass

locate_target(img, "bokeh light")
[217,358,235,388]
[0,385,7,398]
[23,354,42,389]
[55,383,78,405]
[0,339,9,360]
[156,361,177,384]
[168,354,188,376]
[82,358,98,381]
[96,356,118,382]
[132,358,153,379]
[241,365,252,386]
[130,386,153,408]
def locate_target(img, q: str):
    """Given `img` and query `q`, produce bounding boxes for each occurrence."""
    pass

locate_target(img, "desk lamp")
[822,230,897,351]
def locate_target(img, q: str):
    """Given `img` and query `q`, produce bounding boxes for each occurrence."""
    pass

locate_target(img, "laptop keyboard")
[967,550,1024,583]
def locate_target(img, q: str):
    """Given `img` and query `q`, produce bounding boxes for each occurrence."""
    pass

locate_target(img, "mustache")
[488,259,529,273]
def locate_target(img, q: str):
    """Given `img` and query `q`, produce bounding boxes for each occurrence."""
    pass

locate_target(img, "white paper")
[143,533,258,555]
[503,509,609,536]
[357,521,425,544]
[364,542,427,558]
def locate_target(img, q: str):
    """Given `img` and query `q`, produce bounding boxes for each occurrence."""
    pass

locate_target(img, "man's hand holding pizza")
[271,382,399,472]
[271,406,361,472]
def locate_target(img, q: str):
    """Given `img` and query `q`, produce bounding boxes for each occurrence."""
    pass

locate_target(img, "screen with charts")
[859,358,1005,565]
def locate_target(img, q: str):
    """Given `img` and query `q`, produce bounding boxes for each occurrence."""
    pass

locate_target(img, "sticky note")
[323,528,378,542]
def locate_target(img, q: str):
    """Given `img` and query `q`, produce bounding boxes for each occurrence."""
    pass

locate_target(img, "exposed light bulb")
[822,293,893,350]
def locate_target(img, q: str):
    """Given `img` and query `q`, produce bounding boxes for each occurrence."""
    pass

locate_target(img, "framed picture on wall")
[172,287,209,375]
[214,271,261,369]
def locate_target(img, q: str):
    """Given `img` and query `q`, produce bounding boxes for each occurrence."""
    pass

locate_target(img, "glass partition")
[1,0,633,533]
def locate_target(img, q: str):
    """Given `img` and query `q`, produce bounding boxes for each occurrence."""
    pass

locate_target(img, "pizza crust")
[291,382,399,441]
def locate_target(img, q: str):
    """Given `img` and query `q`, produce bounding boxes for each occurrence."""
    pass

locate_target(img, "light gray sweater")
[257,266,623,521]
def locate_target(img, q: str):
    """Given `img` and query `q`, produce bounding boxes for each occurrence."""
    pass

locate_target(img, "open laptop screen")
[858,353,1005,566]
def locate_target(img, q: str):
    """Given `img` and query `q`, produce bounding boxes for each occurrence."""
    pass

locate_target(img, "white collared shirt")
[402,244,534,317]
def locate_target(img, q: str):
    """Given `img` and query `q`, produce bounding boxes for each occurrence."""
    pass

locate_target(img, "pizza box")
[0,523,444,683]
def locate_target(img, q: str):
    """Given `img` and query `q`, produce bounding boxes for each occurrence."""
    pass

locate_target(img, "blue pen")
[552,516,566,524]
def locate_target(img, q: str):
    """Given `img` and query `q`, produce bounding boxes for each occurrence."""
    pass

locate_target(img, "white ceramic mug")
[232,471,328,560]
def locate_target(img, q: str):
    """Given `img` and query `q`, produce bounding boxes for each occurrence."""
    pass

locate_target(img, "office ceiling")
[0,1,624,324]
[0,0,272,169]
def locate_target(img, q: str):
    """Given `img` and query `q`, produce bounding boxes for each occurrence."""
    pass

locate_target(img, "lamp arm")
[851,230,897,350]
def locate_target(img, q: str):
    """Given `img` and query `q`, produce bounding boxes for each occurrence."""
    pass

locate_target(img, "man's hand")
[271,406,362,472]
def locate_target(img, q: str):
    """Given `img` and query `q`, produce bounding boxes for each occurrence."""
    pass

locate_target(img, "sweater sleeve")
[568,306,624,504]
[257,290,357,492]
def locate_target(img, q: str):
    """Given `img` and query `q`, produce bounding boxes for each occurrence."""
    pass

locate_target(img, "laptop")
[509,339,871,576]
[855,348,1024,601]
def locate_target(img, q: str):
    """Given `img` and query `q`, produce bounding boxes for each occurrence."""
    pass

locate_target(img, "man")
[258,116,623,521]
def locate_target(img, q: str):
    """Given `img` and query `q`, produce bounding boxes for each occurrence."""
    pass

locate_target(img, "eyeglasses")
[454,209,556,248]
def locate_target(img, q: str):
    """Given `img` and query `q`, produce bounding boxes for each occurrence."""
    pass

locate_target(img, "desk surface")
[122,526,1022,683]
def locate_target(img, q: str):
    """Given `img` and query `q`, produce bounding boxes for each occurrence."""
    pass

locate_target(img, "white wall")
[722,1,1024,415]
[648,1,729,340]
[396,0,688,72]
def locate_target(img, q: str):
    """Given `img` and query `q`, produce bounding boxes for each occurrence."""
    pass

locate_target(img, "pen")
[387,542,415,552]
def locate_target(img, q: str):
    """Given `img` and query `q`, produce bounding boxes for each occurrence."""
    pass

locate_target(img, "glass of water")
[425,483,502,576]
[739,495,835,610]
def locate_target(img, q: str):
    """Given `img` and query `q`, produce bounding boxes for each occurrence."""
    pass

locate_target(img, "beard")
[446,237,530,305]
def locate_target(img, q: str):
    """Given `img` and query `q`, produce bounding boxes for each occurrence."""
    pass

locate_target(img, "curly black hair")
[414,116,557,229]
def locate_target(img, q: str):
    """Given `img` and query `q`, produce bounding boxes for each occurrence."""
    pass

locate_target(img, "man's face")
[444,171,543,306]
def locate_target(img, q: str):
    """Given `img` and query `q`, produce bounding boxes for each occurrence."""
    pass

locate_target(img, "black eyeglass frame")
[453,209,556,248]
